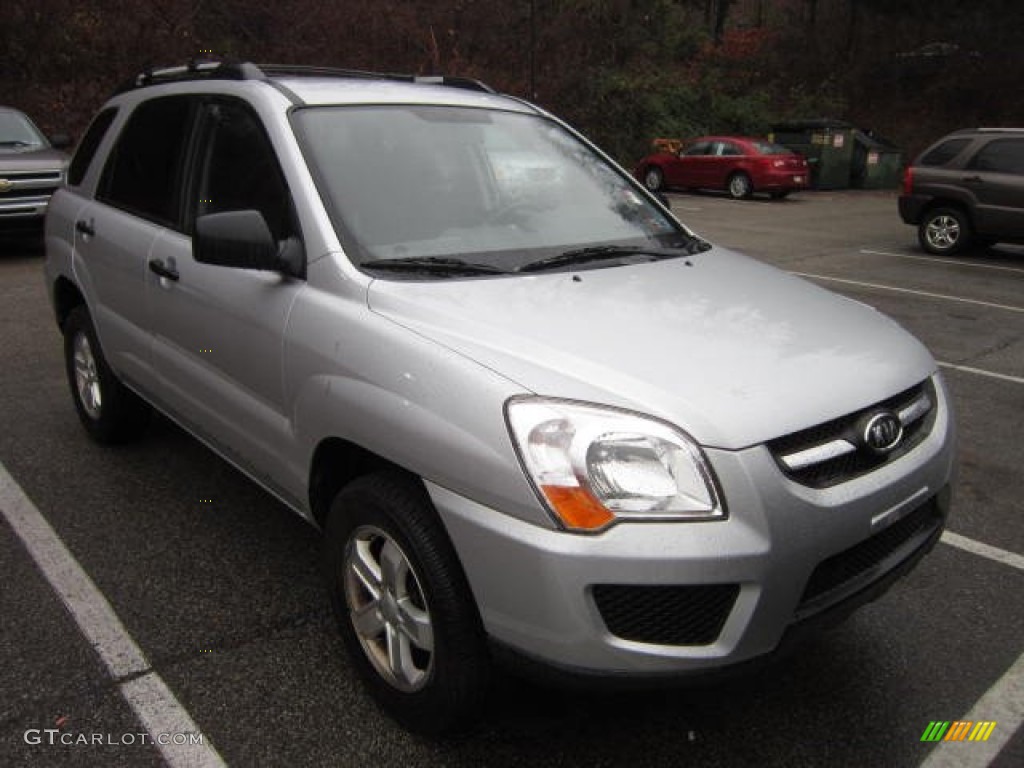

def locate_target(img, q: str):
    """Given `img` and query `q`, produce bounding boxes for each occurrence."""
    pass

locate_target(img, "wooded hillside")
[3,0,1021,163]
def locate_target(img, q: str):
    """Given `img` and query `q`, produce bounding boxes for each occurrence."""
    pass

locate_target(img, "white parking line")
[791,272,1024,314]
[918,650,1024,768]
[941,531,1024,572]
[860,249,1024,275]
[0,462,225,768]
[938,362,1024,386]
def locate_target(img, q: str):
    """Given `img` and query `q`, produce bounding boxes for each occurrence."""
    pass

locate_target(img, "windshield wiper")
[362,256,508,275]
[0,140,32,148]
[518,240,710,273]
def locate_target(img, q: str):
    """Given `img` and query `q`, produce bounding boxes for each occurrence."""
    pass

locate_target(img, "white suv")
[46,61,955,734]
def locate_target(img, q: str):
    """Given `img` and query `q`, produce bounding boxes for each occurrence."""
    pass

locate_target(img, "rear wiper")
[518,240,710,273]
[362,256,508,275]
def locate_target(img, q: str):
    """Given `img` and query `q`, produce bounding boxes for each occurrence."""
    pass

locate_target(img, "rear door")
[710,140,745,188]
[81,95,198,393]
[963,138,1024,238]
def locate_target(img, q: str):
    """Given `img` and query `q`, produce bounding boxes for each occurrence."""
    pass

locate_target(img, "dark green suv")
[899,128,1024,254]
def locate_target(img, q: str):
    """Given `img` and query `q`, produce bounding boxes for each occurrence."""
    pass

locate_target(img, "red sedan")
[635,136,809,199]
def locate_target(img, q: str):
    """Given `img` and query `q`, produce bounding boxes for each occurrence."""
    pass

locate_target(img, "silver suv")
[45,62,955,733]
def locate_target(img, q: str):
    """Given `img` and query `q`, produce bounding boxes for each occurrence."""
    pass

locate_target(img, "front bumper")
[430,374,955,678]
[0,194,52,223]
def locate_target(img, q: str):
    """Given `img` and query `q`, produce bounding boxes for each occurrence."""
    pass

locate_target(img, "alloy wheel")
[343,525,434,692]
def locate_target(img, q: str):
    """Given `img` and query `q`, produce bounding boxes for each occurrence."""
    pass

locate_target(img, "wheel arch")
[53,276,86,330]
[308,436,404,528]
[921,198,974,229]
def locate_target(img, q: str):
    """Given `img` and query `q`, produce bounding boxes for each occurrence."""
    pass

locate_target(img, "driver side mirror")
[195,210,304,277]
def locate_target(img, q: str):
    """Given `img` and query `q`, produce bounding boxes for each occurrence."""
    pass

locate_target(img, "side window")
[919,138,970,167]
[98,96,194,226]
[68,108,117,187]
[196,101,295,242]
[719,142,742,156]
[683,141,711,157]
[967,139,1024,175]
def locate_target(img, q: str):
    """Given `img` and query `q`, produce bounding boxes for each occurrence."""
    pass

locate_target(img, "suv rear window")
[967,138,1024,175]
[918,138,970,167]
[68,108,117,187]
[98,96,195,226]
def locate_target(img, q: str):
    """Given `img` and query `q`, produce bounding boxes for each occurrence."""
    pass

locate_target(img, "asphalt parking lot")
[1,189,1022,767]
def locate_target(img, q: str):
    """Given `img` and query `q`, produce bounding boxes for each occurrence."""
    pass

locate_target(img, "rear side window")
[68,108,117,187]
[967,139,1024,175]
[919,138,970,167]
[98,96,195,226]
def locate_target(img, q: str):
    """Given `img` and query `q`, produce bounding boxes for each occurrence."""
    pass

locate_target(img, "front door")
[147,98,306,490]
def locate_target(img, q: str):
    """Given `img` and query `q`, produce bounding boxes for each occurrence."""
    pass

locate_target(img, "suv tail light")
[902,166,914,195]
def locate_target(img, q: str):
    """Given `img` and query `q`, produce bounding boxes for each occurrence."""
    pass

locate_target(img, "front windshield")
[0,111,46,147]
[293,105,689,273]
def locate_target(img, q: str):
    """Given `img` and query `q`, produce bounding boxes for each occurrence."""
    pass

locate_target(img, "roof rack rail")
[952,127,1024,134]
[114,60,495,95]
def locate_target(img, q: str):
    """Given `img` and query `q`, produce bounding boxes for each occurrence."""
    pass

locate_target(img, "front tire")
[323,472,491,734]
[63,305,151,443]
[642,166,664,192]
[918,206,971,254]
[727,172,753,199]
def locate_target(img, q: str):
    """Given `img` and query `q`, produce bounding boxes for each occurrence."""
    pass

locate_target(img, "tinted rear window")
[68,108,117,186]
[98,96,194,226]
[919,138,970,166]
[967,138,1024,175]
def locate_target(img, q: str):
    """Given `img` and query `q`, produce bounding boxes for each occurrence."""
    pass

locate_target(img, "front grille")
[768,379,936,488]
[796,499,942,618]
[592,583,739,646]
[0,186,58,200]
[0,170,62,182]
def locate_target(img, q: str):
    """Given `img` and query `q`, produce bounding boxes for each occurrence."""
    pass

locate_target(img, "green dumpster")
[851,131,903,189]
[770,119,855,190]
[770,119,904,190]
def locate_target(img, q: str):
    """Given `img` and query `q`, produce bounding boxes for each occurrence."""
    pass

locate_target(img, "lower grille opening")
[797,500,942,619]
[592,583,739,646]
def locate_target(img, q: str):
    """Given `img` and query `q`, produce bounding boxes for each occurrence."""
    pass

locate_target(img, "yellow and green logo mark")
[921,721,997,742]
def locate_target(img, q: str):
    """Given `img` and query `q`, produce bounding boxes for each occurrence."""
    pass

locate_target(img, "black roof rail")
[951,127,1024,134]
[114,60,495,95]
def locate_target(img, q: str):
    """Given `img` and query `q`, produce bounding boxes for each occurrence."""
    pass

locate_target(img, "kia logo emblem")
[862,411,903,455]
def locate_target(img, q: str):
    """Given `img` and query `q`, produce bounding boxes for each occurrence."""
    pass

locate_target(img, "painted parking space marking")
[941,531,1024,572]
[918,650,1024,768]
[938,362,1024,386]
[0,461,226,768]
[791,272,1024,314]
[860,249,1024,275]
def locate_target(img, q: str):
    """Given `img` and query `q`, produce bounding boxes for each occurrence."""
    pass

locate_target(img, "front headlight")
[505,397,724,532]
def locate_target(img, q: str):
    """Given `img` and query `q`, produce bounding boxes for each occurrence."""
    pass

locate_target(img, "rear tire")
[727,172,753,199]
[323,471,491,735]
[918,206,971,254]
[63,305,151,443]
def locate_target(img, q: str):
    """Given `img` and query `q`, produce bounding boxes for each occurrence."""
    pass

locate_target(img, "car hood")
[366,248,936,449]
[0,146,68,171]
